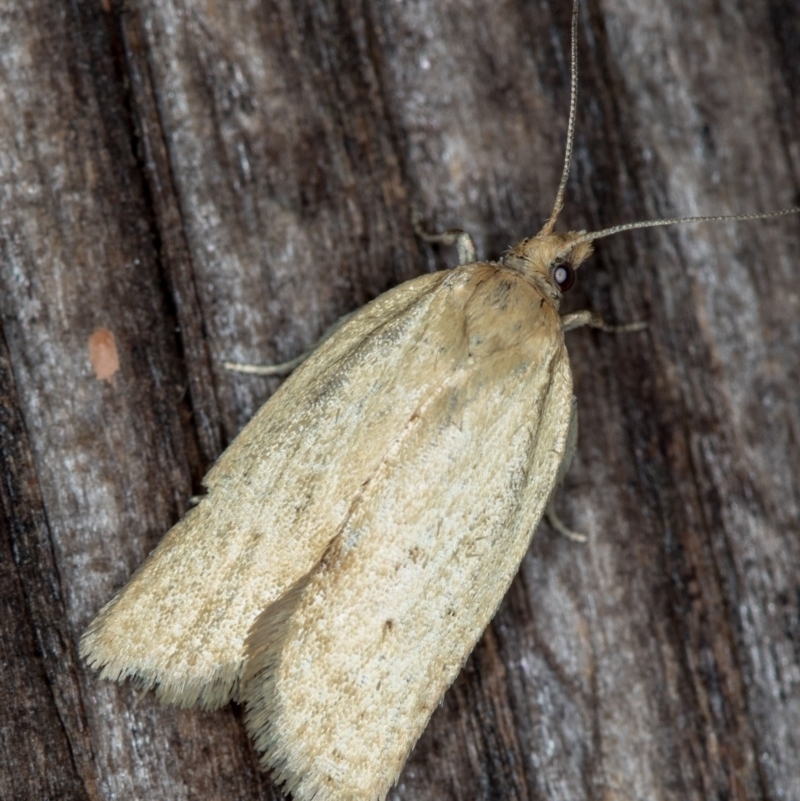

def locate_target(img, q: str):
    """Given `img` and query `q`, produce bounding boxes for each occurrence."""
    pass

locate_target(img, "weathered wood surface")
[1,0,799,799]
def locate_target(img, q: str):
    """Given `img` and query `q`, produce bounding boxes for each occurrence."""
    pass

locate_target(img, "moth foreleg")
[560,310,647,334]
[413,217,477,266]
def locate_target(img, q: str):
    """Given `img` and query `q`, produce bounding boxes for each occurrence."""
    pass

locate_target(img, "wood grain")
[1,1,798,799]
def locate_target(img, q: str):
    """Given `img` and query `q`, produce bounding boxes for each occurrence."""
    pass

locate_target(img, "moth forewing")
[80,269,459,706]
[81,254,575,801]
[238,264,574,801]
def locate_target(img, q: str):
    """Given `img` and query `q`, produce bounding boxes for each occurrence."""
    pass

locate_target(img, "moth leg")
[413,216,477,266]
[561,310,647,334]
[224,312,356,376]
[546,496,587,543]
[224,352,307,377]
[545,397,587,543]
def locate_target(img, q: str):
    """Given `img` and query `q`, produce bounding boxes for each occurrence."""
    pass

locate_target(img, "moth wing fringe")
[81,596,245,709]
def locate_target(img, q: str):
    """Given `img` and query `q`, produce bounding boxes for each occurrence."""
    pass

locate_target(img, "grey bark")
[1,0,799,799]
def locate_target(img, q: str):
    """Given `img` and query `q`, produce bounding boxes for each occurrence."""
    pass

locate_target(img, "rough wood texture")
[1,0,798,799]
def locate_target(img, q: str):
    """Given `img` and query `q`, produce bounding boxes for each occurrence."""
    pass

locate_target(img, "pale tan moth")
[80,1,799,799]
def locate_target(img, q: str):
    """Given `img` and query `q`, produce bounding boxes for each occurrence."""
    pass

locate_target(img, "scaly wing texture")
[80,268,477,707]
[242,265,573,801]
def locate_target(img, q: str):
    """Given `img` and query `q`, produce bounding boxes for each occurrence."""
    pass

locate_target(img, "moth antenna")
[540,0,580,236]
[541,1,800,253]
[572,206,800,246]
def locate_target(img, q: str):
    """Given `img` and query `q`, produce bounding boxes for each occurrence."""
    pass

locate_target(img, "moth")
[80,2,798,799]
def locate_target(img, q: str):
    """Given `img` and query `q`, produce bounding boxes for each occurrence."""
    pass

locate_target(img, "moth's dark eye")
[552,261,576,292]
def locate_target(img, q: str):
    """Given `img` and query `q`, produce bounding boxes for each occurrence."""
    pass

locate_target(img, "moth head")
[523,0,800,298]
[502,233,593,306]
